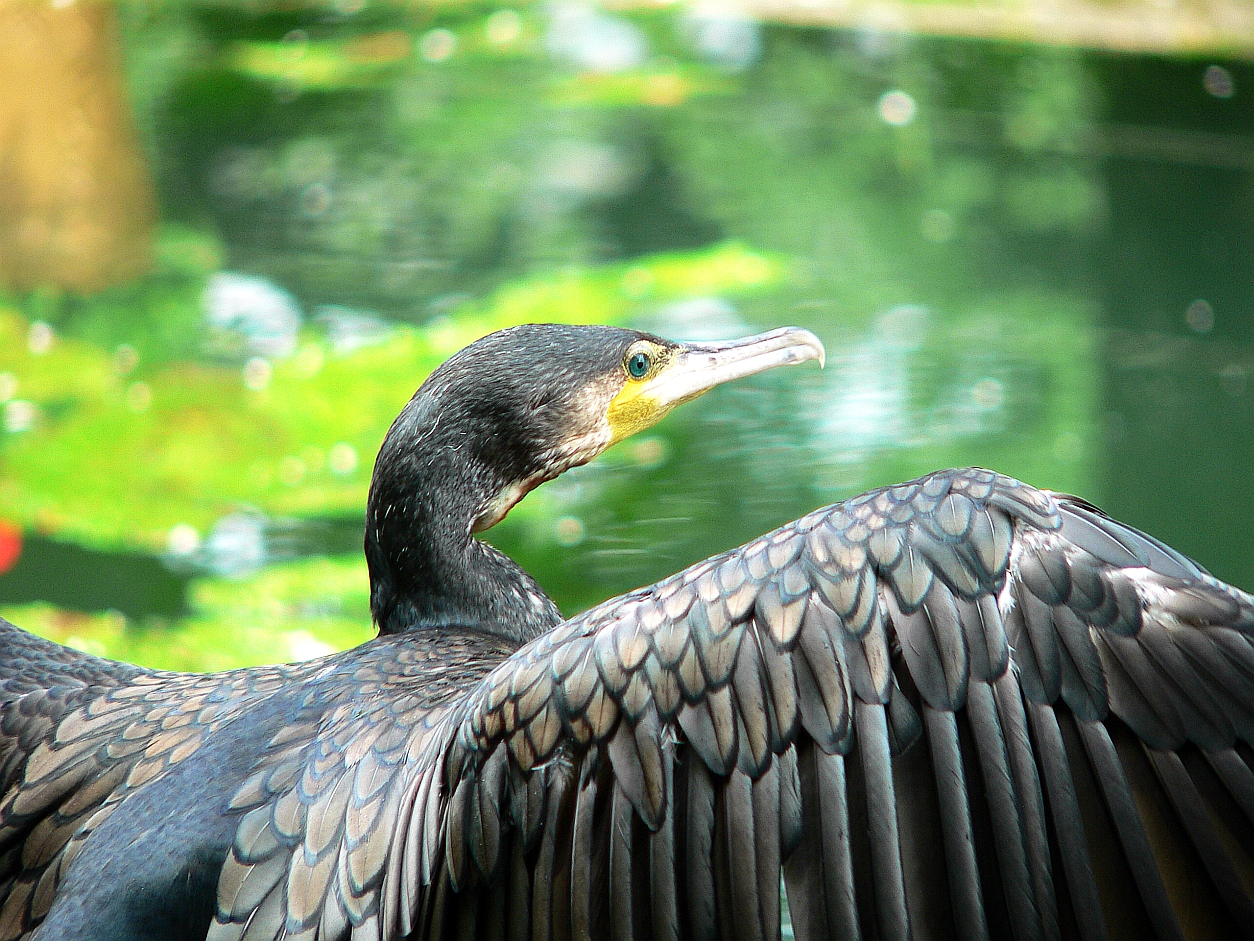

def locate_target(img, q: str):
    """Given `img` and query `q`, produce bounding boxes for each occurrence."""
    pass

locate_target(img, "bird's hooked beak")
[607,326,825,444]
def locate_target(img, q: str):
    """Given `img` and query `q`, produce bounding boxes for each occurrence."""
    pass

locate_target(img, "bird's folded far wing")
[408,467,1254,941]
[0,650,302,941]
[206,631,519,941]
[0,618,146,695]
[1,614,155,924]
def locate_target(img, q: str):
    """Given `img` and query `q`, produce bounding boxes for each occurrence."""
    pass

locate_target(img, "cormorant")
[3,322,1254,941]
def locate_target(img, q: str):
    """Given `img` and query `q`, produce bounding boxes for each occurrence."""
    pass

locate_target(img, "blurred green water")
[0,5,1250,668]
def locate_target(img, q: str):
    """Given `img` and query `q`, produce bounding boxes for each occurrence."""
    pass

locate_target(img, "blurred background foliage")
[0,0,1250,670]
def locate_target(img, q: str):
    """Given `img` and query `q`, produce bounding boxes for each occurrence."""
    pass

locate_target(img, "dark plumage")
[365,324,638,642]
[3,322,1254,941]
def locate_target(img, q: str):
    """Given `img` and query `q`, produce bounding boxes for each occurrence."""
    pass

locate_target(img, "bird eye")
[626,350,651,379]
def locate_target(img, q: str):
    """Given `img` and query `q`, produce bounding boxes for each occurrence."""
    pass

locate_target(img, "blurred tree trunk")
[0,0,156,292]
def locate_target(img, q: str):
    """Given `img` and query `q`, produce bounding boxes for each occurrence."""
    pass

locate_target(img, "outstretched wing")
[405,467,1254,941]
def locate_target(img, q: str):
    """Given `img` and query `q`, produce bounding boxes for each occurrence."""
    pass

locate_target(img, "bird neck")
[365,416,562,644]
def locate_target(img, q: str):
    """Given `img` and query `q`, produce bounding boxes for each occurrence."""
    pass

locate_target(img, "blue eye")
[626,351,651,378]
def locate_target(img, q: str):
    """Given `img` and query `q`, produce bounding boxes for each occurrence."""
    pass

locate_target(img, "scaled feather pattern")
[7,468,1254,940]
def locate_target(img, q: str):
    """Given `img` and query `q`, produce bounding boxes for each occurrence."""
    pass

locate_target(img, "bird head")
[375,323,825,534]
[365,322,823,635]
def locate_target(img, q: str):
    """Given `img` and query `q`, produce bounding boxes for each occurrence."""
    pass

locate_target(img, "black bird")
[3,322,1254,941]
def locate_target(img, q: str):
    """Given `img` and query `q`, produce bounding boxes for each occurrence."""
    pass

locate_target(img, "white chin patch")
[472,481,529,533]
[470,426,612,534]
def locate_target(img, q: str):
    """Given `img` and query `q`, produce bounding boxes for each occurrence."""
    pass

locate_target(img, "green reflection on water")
[0,5,1250,668]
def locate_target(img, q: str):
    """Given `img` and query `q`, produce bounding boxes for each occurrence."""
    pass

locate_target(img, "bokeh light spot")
[643,72,685,107]
[1186,299,1214,333]
[486,10,522,47]
[1054,431,1082,463]
[166,524,201,558]
[294,344,325,377]
[27,321,54,355]
[287,630,335,661]
[629,436,670,469]
[275,80,302,104]
[555,515,586,546]
[243,357,273,391]
[3,401,38,434]
[878,90,916,126]
[972,378,1004,410]
[420,29,457,63]
[281,30,309,55]
[1219,364,1246,398]
[329,442,359,476]
[113,344,139,376]
[1204,65,1235,99]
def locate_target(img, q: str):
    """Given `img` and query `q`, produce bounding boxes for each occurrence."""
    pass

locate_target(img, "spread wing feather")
[394,467,1254,941]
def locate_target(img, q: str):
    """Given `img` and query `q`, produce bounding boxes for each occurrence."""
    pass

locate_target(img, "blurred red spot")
[0,520,22,574]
